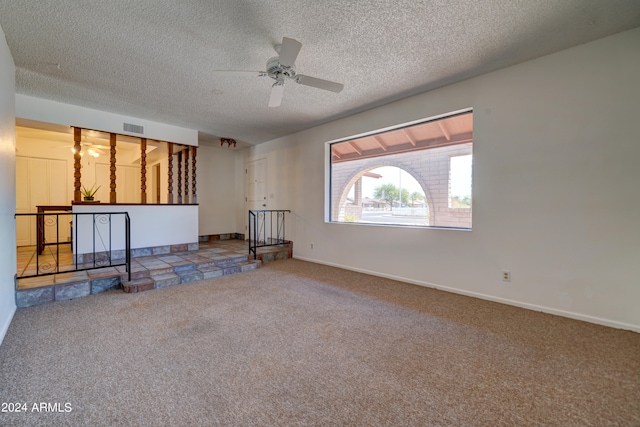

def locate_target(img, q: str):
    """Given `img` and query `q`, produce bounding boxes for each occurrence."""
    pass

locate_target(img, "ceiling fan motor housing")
[266,57,296,81]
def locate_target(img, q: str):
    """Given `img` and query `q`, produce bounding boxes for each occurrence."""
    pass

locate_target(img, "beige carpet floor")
[1,259,638,426]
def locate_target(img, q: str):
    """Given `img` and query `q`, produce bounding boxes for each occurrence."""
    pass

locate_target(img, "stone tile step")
[198,265,223,279]
[256,248,292,264]
[149,267,175,277]
[16,275,123,307]
[173,264,196,273]
[54,271,89,285]
[178,270,203,284]
[229,254,249,263]
[237,260,262,272]
[87,267,122,280]
[116,264,150,280]
[154,272,181,289]
[222,265,242,275]
[16,245,277,304]
[122,278,155,293]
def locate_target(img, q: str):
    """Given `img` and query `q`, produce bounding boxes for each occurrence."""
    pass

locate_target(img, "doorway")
[245,158,268,233]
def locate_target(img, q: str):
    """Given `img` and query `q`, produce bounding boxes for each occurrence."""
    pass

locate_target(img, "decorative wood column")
[140,138,147,204]
[167,143,174,204]
[191,146,197,204]
[73,127,82,202]
[110,133,117,203]
[177,150,183,204]
[183,147,189,204]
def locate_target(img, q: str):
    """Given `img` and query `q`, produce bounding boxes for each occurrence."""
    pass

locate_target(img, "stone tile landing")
[16,239,292,308]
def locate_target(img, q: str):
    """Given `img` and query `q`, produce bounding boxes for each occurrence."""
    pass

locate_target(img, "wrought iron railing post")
[108,213,112,264]
[125,213,131,281]
[35,214,40,275]
[92,214,96,268]
[55,214,60,273]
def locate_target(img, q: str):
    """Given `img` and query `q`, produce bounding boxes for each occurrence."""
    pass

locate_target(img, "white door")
[246,158,267,210]
[48,160,71,244]
[245,158,268,236]
[122,166,141,203]
[15,157,69,246]
[152,164,161,203]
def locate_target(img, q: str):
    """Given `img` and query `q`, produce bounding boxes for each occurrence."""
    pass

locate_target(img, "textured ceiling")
[0,1,638,145]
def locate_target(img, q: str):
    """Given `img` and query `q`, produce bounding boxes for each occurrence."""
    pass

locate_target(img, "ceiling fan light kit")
[70,146,101,157]
[67,138,105,157]
[214,37,344,108]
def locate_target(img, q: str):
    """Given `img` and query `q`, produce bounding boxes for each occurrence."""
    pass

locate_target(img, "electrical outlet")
[502,270,511,282]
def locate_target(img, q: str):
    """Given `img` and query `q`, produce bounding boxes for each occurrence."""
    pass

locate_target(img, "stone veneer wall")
[78,233,246,263]
[199,233,245,242]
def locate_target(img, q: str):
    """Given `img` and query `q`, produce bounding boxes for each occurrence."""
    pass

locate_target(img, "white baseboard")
[0,304,17,347]
[293,256,640,333]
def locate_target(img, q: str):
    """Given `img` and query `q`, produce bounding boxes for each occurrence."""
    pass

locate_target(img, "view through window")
[330,110,473,229]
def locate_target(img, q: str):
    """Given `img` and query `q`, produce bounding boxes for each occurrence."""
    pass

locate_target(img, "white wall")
[16,95,198,146]
[0,24,17,345]
[197,144,238,235]
[244,28,640,331]
[73,204,199,252]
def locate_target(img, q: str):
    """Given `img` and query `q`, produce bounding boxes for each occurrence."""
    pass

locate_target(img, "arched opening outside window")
[338,166,431,226]
[330,110,473,229]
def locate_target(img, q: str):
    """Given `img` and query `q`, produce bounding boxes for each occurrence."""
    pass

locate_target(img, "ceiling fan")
[62,139,108,157]
[213,37,344,107]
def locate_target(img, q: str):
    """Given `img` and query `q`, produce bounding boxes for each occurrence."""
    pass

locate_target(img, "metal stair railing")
[248,209,291,260]
[15,211,131,281]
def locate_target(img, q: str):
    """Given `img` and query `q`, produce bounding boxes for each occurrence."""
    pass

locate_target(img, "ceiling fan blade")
[212,70,265,77]
[269,83,285,107]
[278,37,302,67]
[295,75,344,93]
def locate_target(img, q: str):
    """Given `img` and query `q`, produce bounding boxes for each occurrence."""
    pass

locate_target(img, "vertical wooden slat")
[140,138,147,204]
[177,150,183,204]
[110,133,117,203]
[184,147,189,204]
[167,143,174,204]
[191,146,197,204]
[73,127,82,202]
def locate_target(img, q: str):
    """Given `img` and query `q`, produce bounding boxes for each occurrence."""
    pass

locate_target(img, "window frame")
[326,108,473,230]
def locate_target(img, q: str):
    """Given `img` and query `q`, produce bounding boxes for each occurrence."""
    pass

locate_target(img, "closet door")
[15,157,31,246]
[49,160,68,205]
[94,163,140,203]
[95,163,109,203]
[15,157,69,247]
[48,159,70,242]
[122,166,140,203]
[28,159,49,246]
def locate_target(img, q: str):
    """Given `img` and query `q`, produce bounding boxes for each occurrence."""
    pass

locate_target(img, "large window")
[329,110,473,229]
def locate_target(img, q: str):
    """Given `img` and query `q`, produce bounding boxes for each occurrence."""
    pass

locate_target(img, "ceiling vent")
[123,122,144,134]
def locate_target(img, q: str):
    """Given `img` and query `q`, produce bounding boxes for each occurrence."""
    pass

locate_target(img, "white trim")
[292,255,640,333]
[16,94,198,146]
[0,304,16,347]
